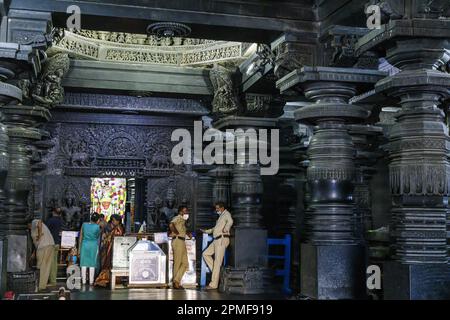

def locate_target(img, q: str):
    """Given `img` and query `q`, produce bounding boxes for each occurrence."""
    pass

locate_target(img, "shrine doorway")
[90,177,147,233]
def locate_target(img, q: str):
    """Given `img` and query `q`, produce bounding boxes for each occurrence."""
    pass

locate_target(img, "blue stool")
[267,234,292,295]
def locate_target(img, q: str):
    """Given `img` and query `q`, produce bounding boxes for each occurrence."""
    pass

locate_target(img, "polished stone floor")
[70,286,284,300]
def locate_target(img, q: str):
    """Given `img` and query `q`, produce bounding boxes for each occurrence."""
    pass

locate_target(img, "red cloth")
[3,291,15,300]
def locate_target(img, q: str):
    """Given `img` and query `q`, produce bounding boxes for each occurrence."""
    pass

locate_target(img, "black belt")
[214,235,230,240]
[174,236,185,241]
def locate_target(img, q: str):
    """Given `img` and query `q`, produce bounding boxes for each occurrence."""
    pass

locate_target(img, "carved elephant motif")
[150,153,170,169]
[71,152,91,167]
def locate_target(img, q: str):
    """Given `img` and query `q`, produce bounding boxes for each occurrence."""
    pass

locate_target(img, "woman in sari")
[94,214,124,287]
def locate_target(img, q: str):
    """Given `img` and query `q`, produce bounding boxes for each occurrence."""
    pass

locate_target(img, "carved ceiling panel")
[51,29,254,67]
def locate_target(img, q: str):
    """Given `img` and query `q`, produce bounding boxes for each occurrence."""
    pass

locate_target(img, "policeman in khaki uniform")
[169,205,191,289]
[201,201,234,290]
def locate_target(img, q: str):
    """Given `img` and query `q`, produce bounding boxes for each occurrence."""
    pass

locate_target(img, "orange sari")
[94,224,124,287]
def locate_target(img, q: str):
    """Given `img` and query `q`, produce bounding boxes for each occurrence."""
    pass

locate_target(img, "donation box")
[112,236,137,269]
[128,240,166,286]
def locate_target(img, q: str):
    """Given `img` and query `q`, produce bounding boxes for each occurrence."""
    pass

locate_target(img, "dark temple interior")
[0,0,450,300]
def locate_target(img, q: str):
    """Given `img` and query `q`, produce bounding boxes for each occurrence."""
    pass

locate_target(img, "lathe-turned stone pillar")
[356,14,450,300]
[0,59,19,295]
[193,164,215,230]
[348,124,384,233]
[277,66,385,299]
[213,116,278,294]
[2,105,50,271]
[211,166,232,210]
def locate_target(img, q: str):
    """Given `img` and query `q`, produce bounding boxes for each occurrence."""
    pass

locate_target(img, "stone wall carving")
[209,64,241,117]
[19,52,70,108]
[42,122,186,177]
[61,92,209,115]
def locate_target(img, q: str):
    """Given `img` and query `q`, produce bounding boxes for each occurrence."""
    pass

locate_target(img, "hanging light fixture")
[146,22,192,38]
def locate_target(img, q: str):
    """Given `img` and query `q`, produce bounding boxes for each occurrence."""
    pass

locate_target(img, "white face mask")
[182,214,189,221]
[216,210,221,215]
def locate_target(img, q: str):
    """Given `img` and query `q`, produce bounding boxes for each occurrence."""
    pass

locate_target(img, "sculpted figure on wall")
[19,52,70,108]
[209,63,241,118]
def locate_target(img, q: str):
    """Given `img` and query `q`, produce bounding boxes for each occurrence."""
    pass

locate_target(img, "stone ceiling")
[51,29,255,67]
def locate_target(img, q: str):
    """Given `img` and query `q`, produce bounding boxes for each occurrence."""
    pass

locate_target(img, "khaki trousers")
[49,245,59,285]
[202,237,229,288]
[36,245,54,291]
[172,238,189,284]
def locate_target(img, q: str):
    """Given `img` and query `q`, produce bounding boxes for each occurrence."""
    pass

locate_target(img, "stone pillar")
[2,104,50,273]
[0,58,19,296]
[0,7,56,293]
[348,124,383,233]
[356,15,450,299]
[192,164,215,280]
[213,116,277,294]
[275,115,309,292]
[30,129,55,220]
[277,66,385,299]
[193,164,215,230]
[211,166,232,209]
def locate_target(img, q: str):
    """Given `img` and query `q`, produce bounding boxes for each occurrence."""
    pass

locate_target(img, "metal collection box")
[128,240,166,286]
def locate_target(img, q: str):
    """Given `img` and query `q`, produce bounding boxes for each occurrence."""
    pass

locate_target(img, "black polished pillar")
[348,124,383,233]
[277,66,385,299]
[213,116,278,294]
[0,59,19,295]
[356,15,450,299]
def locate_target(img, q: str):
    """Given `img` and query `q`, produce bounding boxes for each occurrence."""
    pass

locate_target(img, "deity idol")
[99,195,115,220]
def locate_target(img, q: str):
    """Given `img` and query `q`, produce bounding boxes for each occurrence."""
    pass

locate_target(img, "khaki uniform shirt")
[171,215,187,237]
[205,209,233,238]
[31,219,55,249]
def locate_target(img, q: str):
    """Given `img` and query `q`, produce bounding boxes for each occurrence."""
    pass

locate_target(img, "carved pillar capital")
[243,93,284,118]
[271,33,315,81]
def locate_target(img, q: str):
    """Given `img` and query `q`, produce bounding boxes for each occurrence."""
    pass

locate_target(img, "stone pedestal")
[0,236,5,295]
[300,243,366,299]
[229,228,268,268]
[383,262,450,300]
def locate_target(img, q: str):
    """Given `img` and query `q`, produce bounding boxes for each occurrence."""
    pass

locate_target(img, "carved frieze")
[54,29,250,67]
[61,92,209,115]
[43,122,188,177]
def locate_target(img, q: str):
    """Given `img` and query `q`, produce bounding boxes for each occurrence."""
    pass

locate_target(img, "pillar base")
[0,237,5,295]
[6,234,28,273]
[300,243,366,299]
[383,261,450,300]
[219,266,272,294]
[229,227,268,268]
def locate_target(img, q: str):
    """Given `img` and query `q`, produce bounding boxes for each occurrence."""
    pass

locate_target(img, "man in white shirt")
[28,218,55,291]
[200,202,233,290]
